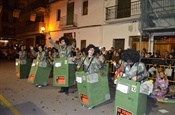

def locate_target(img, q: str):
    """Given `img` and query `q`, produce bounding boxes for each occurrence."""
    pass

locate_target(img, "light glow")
[0,40,9,43]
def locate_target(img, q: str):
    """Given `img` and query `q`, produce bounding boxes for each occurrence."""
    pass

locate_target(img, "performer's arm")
[46,32,60,49]
[71,32,76,49]
[133,64,148,81]
[38,51,46,61]
[30,46,37,57]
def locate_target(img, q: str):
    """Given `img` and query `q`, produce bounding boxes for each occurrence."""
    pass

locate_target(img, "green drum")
[114,77,147,115]
[53,58,76,87]
[28,59,51,85]
[15,58,32,79]
[76,63,110,109]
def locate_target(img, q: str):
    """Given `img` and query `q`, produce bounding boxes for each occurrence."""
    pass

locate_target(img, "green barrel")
[114,77,147,115]
[28,59,51,85]
[15,58,32,79]
[76,63,110,109]
[53,58,76,87]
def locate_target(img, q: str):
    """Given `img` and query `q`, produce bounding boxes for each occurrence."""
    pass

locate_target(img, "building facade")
[1,0,174,55]
[46,0,141,51]
[0,0,49,47]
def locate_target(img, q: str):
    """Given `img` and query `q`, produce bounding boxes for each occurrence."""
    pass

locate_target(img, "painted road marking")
[0,94,21,115]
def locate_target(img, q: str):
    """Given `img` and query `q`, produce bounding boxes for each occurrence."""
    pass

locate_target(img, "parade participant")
[77,44,105,74]
[113,59,125,82]
[47,48,59,65]
[16,45,32,79]
[119,48,148,82]
[47,49,54,65]
[46,32,76,95]
[148,52,161,77]
[30,44,48,87]
[152,69,169,97]
[18,45,27,64]
[76,44,108,109]
[52,47,59,58]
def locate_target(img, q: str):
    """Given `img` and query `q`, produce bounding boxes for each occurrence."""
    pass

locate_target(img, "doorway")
[113,39,125,50]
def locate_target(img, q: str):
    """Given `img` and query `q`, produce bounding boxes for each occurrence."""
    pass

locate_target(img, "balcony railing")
[59,14,78,28]
[106,1,140,20]
[15,22,45,35]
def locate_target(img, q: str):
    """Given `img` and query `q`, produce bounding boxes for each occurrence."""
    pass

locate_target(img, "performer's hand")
[30,46,33,50]
[70,57,75,62]
[98,55,104,63]
[113,61,116,66]
[73,56,78,59]
[46,32,51,39]
[131,76,137,81]
[77,65,80,69]
[119,72,123,77]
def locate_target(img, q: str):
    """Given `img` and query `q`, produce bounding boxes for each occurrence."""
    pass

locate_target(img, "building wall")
[103,21,140,50]
[46,0,141,50]
[76,0,104,26]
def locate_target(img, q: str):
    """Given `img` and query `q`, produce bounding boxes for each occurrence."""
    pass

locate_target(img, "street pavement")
[0,60,175,115]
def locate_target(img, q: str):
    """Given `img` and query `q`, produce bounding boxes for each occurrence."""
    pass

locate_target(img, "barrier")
[53,58,76,87]
[28,59,51,85]
[114,77,147,115]
[76,63,110,109]
[15,58,32,79]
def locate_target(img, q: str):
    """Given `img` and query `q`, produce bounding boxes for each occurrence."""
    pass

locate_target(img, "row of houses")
[0,0,175,56]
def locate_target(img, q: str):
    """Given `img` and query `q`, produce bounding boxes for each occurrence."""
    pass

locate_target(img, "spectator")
[152,69,169,97]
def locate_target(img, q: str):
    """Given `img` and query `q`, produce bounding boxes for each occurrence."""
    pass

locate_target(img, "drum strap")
[85,57,94,72]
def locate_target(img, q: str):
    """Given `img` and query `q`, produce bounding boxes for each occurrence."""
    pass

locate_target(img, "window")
[81,40,86,49]
[57,9,61,21]
[82,0,88,15]
[117,0,131,18]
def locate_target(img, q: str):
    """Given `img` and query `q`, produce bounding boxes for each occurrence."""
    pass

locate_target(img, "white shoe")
[37,85,43,88]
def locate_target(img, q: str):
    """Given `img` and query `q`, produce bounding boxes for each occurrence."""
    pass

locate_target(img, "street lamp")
[41,27,45,33]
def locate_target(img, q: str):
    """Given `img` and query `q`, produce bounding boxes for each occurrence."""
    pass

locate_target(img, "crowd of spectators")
[141,48,175,66]
[1,43,175,97]
[1,43,175,67]
[0,44,18,60]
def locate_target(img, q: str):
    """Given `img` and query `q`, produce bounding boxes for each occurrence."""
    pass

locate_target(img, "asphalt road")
[0,60,174,115]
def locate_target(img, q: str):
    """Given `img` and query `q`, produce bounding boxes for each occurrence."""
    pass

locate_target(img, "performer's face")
[38,46,43,52]
[21,46,24,51]
[127,60,133,65]
[60,40,66,46]
[88,48,95,56]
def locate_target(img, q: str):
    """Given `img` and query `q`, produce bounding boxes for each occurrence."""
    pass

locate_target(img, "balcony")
[20,0,48,15]
[59,14,78,29]
[106,1,140,23]
[15,22,45,35]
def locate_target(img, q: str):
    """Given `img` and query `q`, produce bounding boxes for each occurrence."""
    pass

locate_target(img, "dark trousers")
[61,87,69,92]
